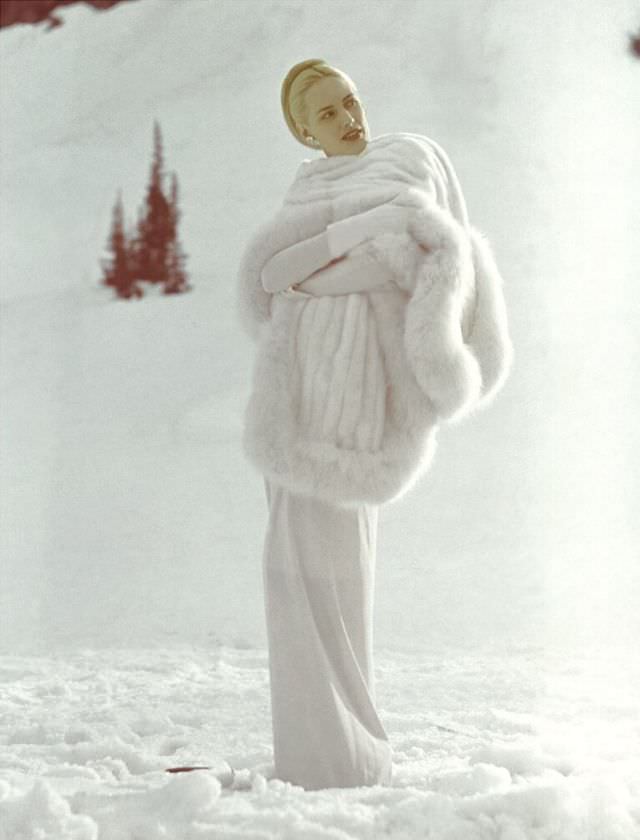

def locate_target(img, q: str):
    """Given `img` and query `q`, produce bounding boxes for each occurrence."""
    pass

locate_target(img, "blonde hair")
[281,59,357,147]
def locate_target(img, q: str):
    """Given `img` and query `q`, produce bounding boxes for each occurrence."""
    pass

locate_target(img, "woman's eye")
[322,99,357,119]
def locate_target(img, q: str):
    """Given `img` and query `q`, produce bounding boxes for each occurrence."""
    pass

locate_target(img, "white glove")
[327,201,412,259]
[261,230,333,293]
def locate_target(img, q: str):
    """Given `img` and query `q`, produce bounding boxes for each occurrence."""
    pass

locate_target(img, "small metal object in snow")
[164,764,236,787]
[165,765,211,773]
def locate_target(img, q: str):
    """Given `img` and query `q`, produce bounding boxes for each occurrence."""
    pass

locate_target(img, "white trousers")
[261,476,393,791]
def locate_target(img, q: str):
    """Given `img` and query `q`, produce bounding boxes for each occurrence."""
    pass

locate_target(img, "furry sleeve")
[414,136,513,417]
[424,136,471,232]
[234,219,274,343]
[463,229,514,411]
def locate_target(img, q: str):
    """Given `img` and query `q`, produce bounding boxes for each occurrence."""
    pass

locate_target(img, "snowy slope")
[1,0,640,835]
[1,0,638,655]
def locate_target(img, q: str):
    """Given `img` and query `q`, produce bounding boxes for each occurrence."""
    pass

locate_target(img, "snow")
[1,0,639,836]
[1,644,639,838]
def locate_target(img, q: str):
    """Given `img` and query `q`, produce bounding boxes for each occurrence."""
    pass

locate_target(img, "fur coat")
[235,132,514,508]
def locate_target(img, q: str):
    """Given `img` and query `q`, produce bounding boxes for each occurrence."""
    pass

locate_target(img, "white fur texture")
[235,134,513,507]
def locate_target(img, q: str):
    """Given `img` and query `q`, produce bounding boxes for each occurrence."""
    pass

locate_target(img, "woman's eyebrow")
[317,94,353,115]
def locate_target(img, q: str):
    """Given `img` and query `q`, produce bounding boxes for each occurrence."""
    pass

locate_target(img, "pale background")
[2,0,638,655]
[1,1,639,836]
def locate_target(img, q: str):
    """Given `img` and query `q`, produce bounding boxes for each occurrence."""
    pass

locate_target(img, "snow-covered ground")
[1,642,639,839]
[1,0,639,836]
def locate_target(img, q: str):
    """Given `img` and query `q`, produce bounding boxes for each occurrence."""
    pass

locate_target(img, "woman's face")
[298,75,369,157]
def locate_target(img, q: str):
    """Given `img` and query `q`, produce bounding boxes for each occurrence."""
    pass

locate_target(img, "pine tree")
[136,120,173,286]
[100,119,190,300]
[100,190,137,298]
[164,171,190,294]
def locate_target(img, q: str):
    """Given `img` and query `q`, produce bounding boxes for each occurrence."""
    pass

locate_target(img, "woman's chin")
[339,136,368,155]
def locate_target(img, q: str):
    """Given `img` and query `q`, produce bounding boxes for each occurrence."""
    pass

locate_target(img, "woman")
[235,59,513,791]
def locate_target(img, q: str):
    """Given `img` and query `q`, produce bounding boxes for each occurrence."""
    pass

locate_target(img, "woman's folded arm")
[260,203,411,293]
[260,229,334,293]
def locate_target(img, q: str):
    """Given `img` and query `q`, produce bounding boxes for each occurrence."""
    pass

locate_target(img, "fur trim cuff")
[402,200,482,422]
